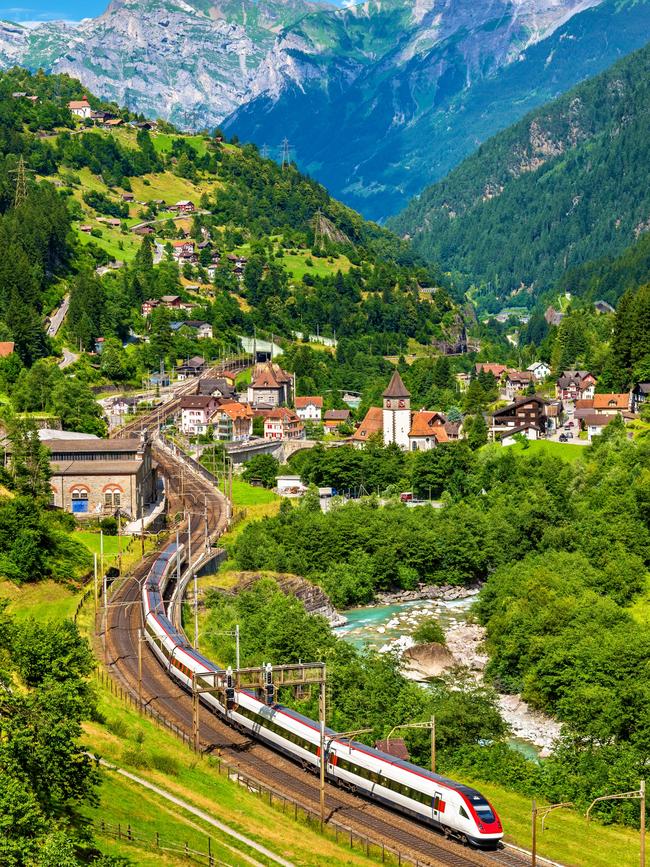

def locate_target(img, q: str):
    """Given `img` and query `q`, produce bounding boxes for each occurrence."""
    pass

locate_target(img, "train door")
[432,791,444,825]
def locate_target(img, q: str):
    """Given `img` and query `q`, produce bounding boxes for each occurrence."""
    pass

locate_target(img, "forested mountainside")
[2,0,650,220]
[224,0,650,219]
[0,67,457,384]
[390,41,650,307]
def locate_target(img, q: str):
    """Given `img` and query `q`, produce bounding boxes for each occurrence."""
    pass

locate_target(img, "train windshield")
[473,801,495,823]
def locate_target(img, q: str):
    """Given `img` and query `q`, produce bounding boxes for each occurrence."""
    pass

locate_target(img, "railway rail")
[102,364,531,867]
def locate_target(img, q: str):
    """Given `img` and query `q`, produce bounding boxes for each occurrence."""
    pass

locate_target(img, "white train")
[142,542,503,849]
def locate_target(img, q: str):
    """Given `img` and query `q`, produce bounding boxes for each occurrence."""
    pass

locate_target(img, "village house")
[475,363,508,380]
[44,434,155,519]
[263,408,304,441]
[168,240,196,264]
[631,382,650,414]
[170,320,213,340]
[198,378,238,401]
[294,396,323,421]
[179,395,219,435]
[500,424,541,446]
[592,393,631,415]
[211,401,253,442]
[68,98,92,119]
[173,200,196,214]
[504,370,533,401]
[111,396,139,416]
[584,414,613,442]
[545,306,564,327]
[247,363,294,407]
[527,361,551,381]
[176,356,206,380]
[556,370,597,402]
[324,409,351,433]
[408,410,449,451]
[141,299,160,317]
[161,295,182,308]
[491,395,548,438]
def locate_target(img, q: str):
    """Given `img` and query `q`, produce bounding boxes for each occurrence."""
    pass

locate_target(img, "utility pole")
[431,715,436,774]
[204,494,209,552]
[319,678,326,829]
[235,624,240,671]
[140,493,145,557]
[138,628,143,708]
[93,553,98,614]
[531,799,537,867]
[587,783,645,867]
[193,568,199,650]
[100,530,104,586]
[281,137,291,170]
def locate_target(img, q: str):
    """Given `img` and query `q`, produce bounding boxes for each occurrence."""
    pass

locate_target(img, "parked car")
[559,434,568,442]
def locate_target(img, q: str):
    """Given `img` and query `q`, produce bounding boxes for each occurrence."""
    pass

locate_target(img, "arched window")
[103,485,122,509]
[70,486,89,514]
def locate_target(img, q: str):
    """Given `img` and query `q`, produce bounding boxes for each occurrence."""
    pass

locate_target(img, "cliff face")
[229,572,346,627]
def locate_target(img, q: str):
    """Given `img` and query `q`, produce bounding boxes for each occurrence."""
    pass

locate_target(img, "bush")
[413,618,446,645]
[99,516,118,535]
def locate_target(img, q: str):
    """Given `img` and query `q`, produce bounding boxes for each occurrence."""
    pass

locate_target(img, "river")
[334,594,560,758]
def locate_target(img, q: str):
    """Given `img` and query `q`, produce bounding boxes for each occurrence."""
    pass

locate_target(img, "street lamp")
[586,781,645,867]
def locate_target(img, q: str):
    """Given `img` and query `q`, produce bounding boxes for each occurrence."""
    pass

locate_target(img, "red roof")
[475,363,507,378]
[593,393,629,411]
[295,396,323,408]
[68,99,90,109]
[351,406,383,441]
[0,341,15,357]
[409,411,448,440]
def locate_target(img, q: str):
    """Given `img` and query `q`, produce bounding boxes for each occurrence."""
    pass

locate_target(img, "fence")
[95,670,423,867]
[93,819,224,866]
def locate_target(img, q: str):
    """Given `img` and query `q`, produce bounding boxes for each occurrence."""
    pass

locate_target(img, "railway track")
[103,369,531,867]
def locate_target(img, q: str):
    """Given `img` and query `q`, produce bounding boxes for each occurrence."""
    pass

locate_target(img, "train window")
[459,806,469,819]
[475,804,495,823]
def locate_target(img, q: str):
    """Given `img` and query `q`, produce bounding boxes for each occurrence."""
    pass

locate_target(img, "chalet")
[594,300,616,315]
[350,407,383,447]
[179,395,219,435]
[43,435,155,519]
[68,98,92,119]
[294,396,323,421]
[168,240,196,263]
[444,421,462,441]
[173,200,195,214]
[198,378,238,401]
[527,361,551,381]
[556,371,596,402]
[161,295,182,308]
[176,356,206,379]
[122,193,134,203]
[0,341,15,358]
[141,299,160,317]
[408,410,449,451]
[80,225,93,233]
[592,393,630,415]
[210,401,253,442]
[491,395,548,438]
[247,363,294,407]
[134,226,155,236]
[324,409,350,433]
[504,371,533,401]
[631,382,650,414]
[170,320,213,340]
[264,408,304,441]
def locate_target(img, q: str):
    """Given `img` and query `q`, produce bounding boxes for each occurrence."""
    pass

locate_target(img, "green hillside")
[390,40,650,310]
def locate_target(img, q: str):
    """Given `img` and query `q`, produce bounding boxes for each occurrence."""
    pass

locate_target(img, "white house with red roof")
[68,98,92,118]
[179,395,219,435]
[294,396,323,421]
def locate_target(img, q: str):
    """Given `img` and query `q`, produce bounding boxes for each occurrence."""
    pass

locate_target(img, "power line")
[280,137,291,170]
[9,156,32,208]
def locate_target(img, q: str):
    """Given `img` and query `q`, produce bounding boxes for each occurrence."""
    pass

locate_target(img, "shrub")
[413,618,446,645]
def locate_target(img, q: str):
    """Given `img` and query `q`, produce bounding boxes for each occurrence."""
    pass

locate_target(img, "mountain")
[2,0,650,221]
[0,0,325,125]
[389,41,650,308]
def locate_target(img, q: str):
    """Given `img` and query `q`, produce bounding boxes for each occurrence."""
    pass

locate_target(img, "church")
[351,370,458,451]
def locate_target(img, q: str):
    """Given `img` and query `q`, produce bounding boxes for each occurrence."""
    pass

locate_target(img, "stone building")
[43,434,155,519]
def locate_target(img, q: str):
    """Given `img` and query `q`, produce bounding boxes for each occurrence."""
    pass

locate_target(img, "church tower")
[382,370,411,449]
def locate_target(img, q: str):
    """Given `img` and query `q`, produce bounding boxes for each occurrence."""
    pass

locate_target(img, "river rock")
[402,642,455,680]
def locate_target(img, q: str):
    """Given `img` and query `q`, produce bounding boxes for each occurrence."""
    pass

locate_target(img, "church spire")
[382,370,410,399]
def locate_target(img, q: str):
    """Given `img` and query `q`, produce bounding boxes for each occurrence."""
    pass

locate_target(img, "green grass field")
[0,579,79,621]
[231,477,279,507]
[502,439,587,462]
[281,251,352,281]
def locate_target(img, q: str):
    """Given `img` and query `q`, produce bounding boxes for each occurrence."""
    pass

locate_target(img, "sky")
[0,0,107,22]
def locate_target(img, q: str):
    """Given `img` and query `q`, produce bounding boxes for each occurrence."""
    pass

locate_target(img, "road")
[47,293,69,338]
[59,347,79,369]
